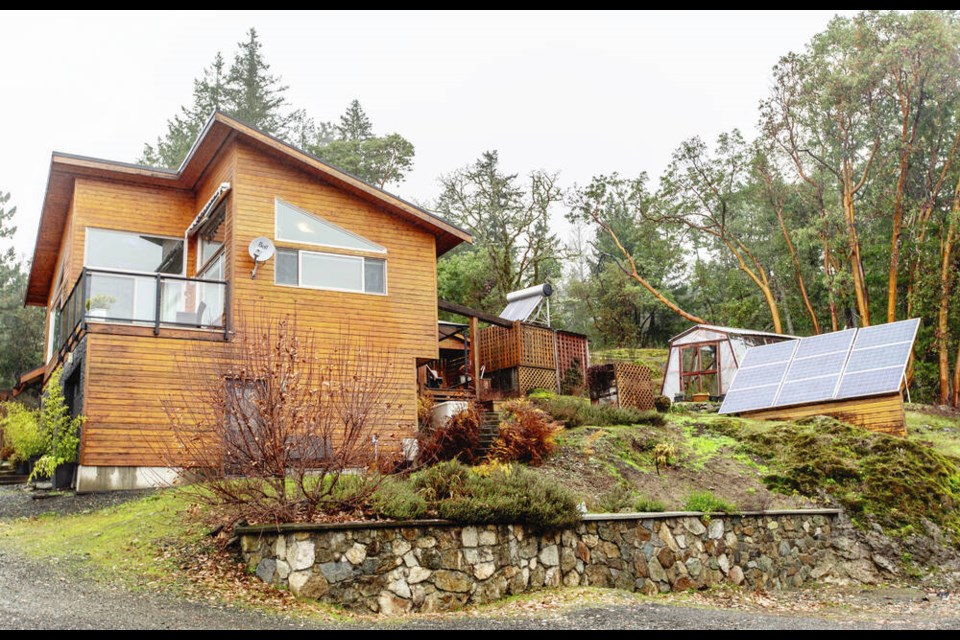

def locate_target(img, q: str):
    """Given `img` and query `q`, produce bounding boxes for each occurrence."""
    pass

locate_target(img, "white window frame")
[275,248,387,296]
[274,198,387,254]
[197,238,225,275]
[83,227,186,277]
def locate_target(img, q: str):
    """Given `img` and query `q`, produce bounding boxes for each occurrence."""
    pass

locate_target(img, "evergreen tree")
[140,53,229,168]
[436,151,562,312]
[337,99,373,141]
[311,100,415,188]
[224,28,291,134]
[0,192,44,388]
[140,29,295,168]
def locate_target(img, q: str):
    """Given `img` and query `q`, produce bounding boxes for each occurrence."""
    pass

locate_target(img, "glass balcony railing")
[52,268,229,360]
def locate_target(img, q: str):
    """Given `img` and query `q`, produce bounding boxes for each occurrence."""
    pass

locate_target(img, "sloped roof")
[669,323,796,344]
[26,111,472,305]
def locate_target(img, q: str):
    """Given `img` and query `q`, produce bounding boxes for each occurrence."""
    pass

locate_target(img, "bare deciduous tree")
[162,309,402,523]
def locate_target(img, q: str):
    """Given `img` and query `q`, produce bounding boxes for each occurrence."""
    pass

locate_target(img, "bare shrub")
[490,399,562,466]
[415,403,482,465]
[163,309,401,524]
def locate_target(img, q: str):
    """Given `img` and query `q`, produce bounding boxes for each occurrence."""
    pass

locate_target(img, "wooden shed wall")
[742,393,906,437]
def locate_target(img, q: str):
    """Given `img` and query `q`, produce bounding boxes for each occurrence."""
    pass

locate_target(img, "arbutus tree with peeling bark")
[762,13,888,328]
[567,173,705,329]
[655,131,787,334]
[161,309,403,524]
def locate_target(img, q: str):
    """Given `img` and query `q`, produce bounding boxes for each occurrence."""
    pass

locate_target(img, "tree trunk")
[775,204,820,334]
[887,157,908,323]
[842,182,870,326]
[597,218,706,325]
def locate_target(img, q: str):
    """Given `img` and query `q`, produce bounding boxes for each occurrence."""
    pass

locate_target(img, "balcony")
[52,268,229,361]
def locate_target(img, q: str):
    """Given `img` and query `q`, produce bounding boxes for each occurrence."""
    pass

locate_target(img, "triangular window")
[275,199,385,253]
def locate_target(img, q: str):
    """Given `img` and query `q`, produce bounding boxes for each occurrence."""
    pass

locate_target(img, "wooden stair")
[477,400,511,456]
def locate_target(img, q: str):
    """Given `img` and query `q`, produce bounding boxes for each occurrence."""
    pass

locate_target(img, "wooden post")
[470,316,481,396]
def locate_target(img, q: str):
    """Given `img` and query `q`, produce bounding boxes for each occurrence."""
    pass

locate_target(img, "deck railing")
[53,267,229,362]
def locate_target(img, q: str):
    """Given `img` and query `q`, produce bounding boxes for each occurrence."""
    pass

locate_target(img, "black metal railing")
[53,267,229,362]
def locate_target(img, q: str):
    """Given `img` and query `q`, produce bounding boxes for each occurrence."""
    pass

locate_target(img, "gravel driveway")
[0,547,956,630]
[1,485,957,630]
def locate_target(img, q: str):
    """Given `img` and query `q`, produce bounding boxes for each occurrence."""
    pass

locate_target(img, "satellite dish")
[249,237,276,262]
[248,237,276,279]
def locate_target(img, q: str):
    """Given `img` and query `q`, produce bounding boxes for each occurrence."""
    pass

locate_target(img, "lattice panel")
[614,363,655,411]
[519,366,558,395]
[480,323,522,371]
[556,332,589,386]
[521,324,556,369]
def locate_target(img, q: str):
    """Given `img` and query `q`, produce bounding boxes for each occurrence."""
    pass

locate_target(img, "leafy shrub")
[406,460,580,528]
[416,403,483,465]
[0,402,44,463]
[369,477,428,520]
[596,482,665,513]
[654,395,672,413]
[30,369,84,482]
[560,359,585,396]
[533,394,664,428]
[653,442,676,474]
[684,490,737,513]
[635,496,667,512]
[417,395,434,430]
[490,399,562,466]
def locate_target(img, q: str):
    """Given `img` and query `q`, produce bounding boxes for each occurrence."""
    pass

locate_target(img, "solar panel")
[718,318,919,415]
[783,351,848,381]
[835,368,906,400]
[775,375,840,407]
[844,342,913,373]
[727,361,792,389]
[791,329,856,359]
[737,340,798,368]
[718,385,781,414]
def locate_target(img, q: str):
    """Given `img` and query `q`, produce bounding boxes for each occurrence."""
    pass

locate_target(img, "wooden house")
[25,112,471,491]
[661,324,794,401]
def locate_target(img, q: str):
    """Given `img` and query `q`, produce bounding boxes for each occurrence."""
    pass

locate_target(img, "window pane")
[276,199,385,252]
[200,239,223,266]
[301,252,363,291]
[699,344,717,371]
[702,372,719,396]
[681,347,697,373]
[276,249,299,285]
[86,228,184,274]
[364,258,386,294]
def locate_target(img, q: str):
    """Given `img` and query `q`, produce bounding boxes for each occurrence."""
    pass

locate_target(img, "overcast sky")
[0,10,851,259]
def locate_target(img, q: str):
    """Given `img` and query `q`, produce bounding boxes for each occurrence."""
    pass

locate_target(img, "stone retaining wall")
[238,509,849,614]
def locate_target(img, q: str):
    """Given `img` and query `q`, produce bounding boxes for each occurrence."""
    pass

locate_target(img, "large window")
[275,248,386,295]
[85,228,184,274]
[680,342,720,398]
[275,199,385,253]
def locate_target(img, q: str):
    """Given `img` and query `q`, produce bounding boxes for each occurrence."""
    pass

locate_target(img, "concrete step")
[0,475,28,485]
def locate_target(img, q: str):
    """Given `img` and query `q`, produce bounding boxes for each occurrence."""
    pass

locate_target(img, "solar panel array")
[718,318,919,415]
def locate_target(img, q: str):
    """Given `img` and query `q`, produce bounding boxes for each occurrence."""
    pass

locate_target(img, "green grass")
[0,490,201,586]
[681,424,739,471]
[684,490,737,513]
[905,408,960,459]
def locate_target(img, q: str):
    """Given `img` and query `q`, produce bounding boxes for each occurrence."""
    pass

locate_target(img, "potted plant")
[28,369,84,490]
[85,293,116,319]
